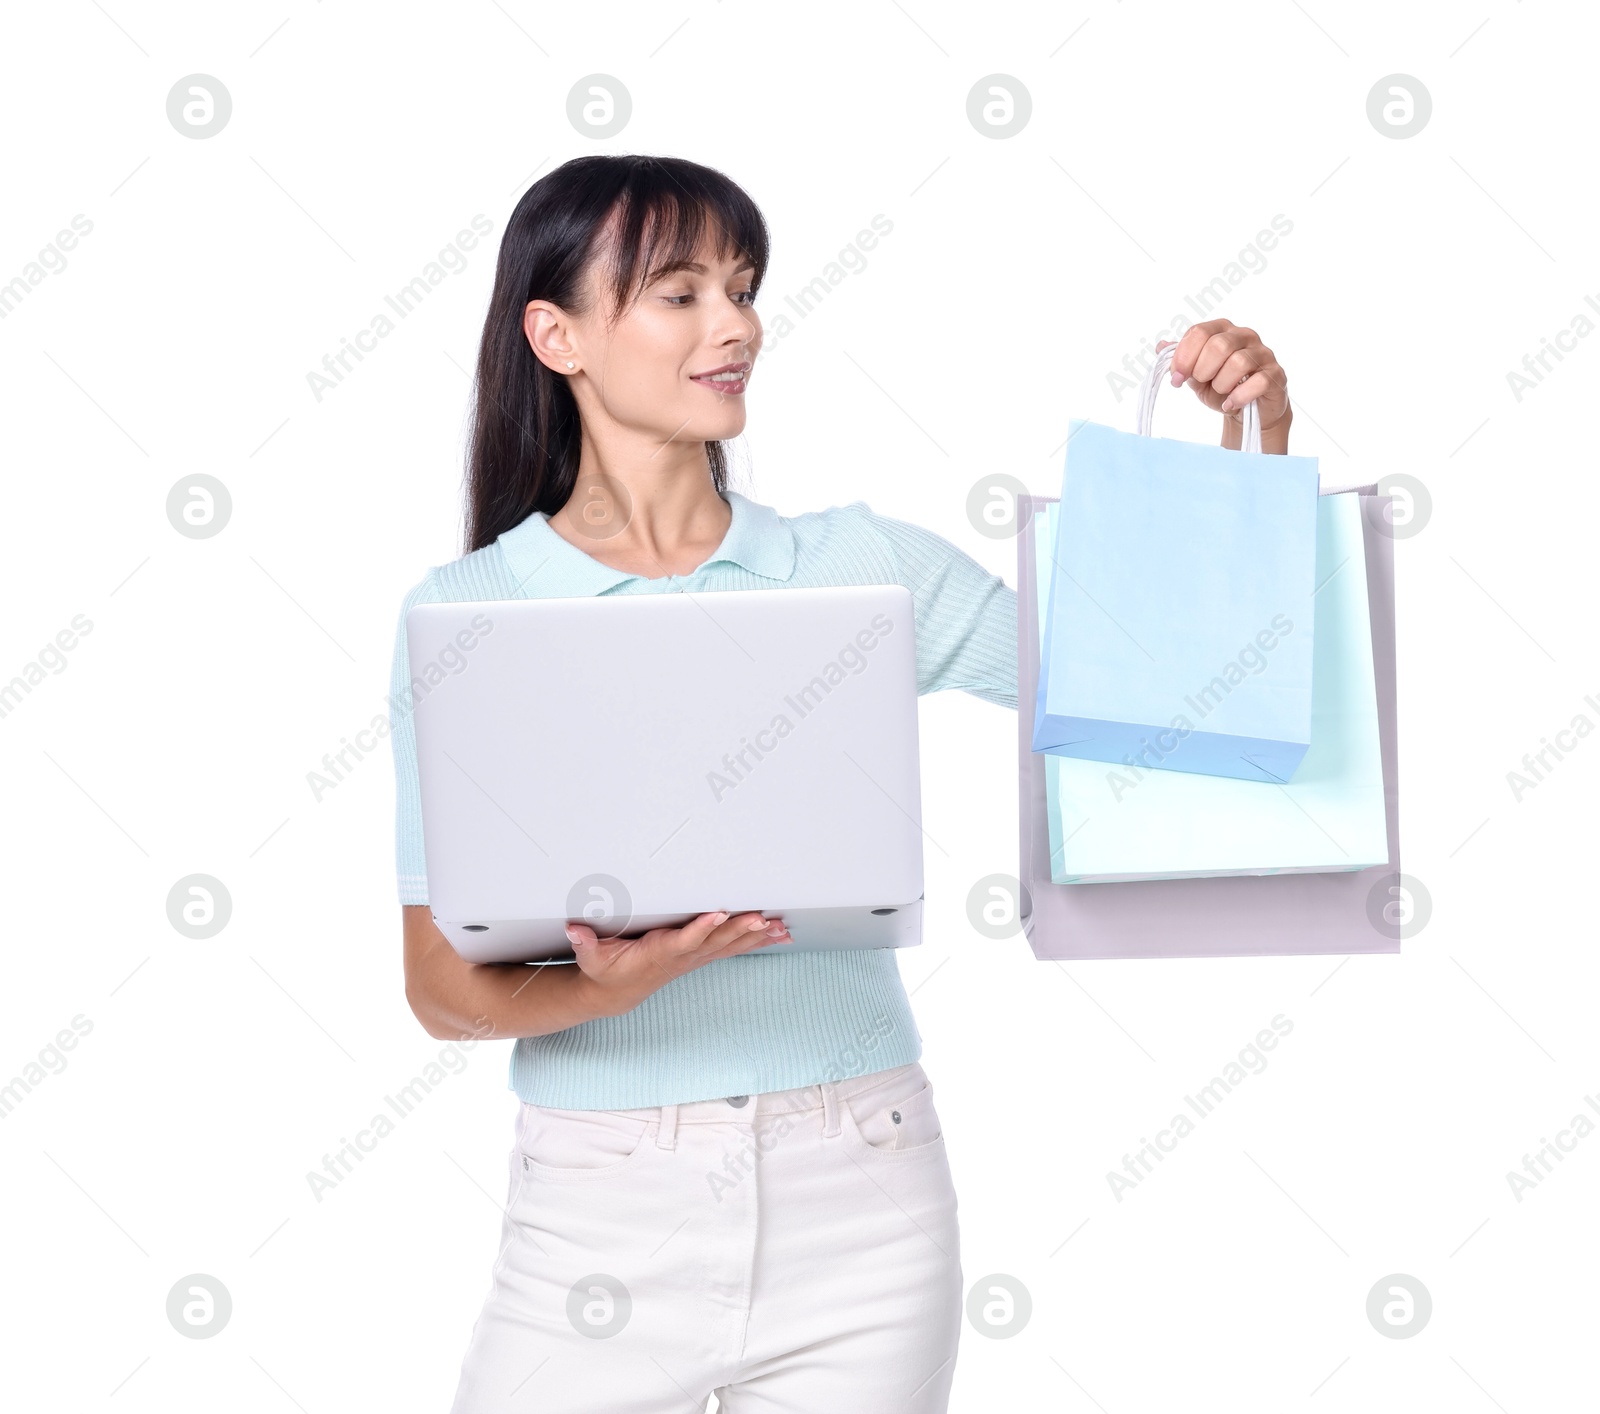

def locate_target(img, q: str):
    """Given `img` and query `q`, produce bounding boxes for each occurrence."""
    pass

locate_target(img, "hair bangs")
[597,162,770,316]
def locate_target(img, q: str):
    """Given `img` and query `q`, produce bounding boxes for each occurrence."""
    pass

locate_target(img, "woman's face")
[532,233,763,451]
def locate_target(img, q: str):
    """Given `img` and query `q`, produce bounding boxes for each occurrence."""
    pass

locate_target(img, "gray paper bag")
[1016,491,1402,959]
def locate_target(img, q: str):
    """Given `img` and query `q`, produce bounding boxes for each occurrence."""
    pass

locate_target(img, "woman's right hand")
[565,910,791,1015]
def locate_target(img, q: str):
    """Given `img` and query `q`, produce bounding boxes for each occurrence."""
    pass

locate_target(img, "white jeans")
[450,1061,963,1412]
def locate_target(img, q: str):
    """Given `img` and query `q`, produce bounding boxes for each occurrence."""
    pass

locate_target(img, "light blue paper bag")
[1033,491,1389,883]
[1033,351,1321,782]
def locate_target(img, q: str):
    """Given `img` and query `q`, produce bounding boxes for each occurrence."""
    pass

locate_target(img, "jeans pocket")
[848,1077,944,1153]
[516,1105,652,1181]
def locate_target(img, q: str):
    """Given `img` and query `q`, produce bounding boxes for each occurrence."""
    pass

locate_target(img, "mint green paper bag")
[1034,491,1388,883]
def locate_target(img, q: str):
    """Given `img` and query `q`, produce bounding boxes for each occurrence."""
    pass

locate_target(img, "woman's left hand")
[1158,319,1291,454]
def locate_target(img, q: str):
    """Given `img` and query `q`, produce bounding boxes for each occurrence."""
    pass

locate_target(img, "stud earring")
[565,361,575,370]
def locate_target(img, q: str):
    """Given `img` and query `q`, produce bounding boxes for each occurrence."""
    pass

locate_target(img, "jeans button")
[726,1095,749,1108]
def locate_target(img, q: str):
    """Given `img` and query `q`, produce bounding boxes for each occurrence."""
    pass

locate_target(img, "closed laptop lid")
[406,584,923,928]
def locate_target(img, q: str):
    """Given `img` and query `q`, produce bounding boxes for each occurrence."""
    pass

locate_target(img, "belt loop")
[656,1103,679,1151]
[821,1081,841,1138]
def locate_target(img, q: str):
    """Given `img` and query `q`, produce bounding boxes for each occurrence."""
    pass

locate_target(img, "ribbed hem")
[397,875,428,906]
[507,949,922,1110]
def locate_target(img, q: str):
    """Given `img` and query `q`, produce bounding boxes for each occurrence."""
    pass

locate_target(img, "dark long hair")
[465,155,771,554]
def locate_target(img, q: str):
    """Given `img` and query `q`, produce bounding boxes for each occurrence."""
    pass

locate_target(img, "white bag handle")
[1136,343,1262,455]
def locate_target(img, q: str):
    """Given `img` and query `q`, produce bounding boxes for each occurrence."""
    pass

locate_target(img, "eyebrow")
[646,258,757,281]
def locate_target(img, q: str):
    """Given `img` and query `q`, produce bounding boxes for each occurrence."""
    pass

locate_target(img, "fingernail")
[746,917,768,931]
[1169,370,1182,386]
[712,911,729,924]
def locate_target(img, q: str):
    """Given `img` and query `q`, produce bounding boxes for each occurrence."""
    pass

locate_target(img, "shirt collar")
[497,489,797,598]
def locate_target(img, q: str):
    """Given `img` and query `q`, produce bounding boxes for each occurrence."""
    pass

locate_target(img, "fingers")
[704,911,792,955]
[743,917,793,952]
[1161,321,1287,421]
[1208,346,1256,400]
[686,909,735,944]
[565,914,718,959]
[1165,321,1255,388]
[1221,362,1280,413]
[643,911,789,959]
[640,910,753,959]
[1166,319,1236,389]
[566,910,792,979]
[1211,346,1287,421]
[1191,327,1257,392]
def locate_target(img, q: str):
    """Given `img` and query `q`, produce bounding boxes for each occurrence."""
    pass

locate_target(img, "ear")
[524,300,581,374]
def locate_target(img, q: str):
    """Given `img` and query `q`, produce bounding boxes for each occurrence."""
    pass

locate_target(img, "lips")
[690,361,751,396]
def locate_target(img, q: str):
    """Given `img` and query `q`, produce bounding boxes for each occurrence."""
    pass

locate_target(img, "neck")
[550,428,731,578]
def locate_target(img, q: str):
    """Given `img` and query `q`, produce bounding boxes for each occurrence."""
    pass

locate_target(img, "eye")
[662,293,693,306]
[732,289,756,306]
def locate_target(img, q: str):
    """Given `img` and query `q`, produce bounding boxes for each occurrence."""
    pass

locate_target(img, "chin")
[683,411,748,443]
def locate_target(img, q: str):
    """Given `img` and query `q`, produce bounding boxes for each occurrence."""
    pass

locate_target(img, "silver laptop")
[406,585,924,963]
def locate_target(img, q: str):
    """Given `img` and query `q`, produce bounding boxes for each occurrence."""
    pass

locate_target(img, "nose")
[712,298,759,354]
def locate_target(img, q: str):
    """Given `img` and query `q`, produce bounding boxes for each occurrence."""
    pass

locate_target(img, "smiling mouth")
[690,363,751,395]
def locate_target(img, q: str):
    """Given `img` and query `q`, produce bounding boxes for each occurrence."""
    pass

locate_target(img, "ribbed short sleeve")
[389,570,442,905]
[845,503,1018,710]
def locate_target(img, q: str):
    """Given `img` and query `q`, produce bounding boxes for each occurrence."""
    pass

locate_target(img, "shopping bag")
[1033,346,1322,782]
[1014,491,1403,960]
[1034,489,1389,882]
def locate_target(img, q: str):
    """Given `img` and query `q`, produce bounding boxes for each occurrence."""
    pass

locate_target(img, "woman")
[391,154,1293,1412]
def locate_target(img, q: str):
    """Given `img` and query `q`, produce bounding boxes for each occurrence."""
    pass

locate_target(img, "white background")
[2,1,1596,1409]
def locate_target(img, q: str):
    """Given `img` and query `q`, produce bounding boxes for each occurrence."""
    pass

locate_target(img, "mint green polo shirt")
[389,491,1017,1109]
